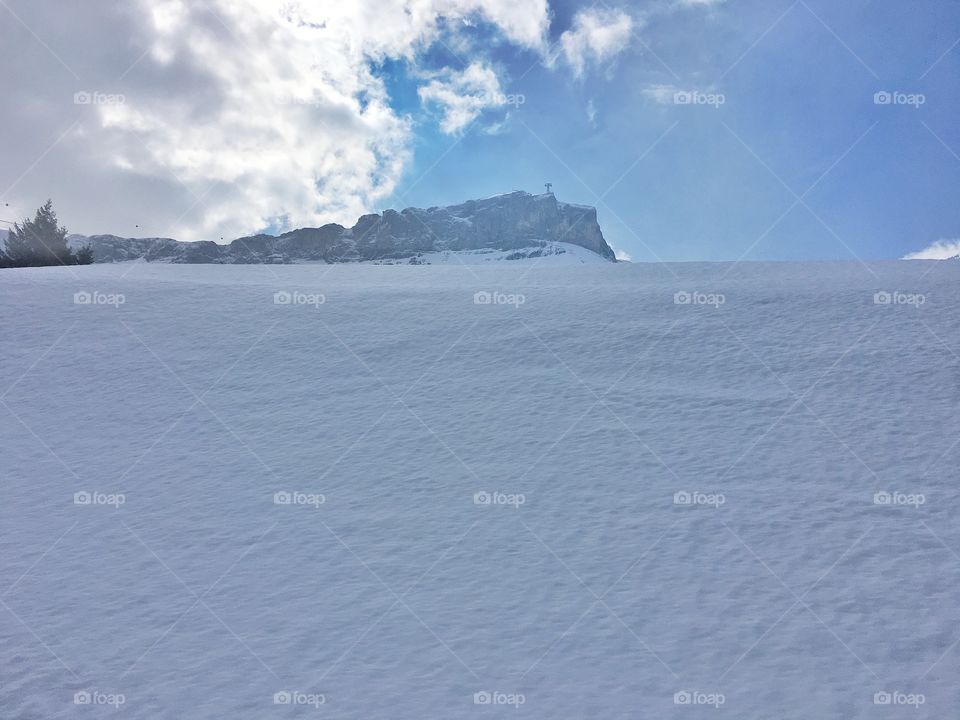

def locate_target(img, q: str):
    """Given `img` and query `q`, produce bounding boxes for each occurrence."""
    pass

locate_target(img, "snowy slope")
[366,242,611,265]
[2,260,960,719]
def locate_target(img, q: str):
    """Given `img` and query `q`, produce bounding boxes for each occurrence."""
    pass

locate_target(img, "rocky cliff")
[60,191,616,263]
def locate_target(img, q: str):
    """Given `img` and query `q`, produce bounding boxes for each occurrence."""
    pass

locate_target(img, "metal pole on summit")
[544,183,553,194]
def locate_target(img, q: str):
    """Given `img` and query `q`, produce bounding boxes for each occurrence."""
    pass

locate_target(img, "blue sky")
[0,0,957,260]
[380,0,960,261]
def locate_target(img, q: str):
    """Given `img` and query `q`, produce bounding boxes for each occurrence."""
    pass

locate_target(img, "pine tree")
[4,200,81,267]
[0,232,11,268]
[74,243,94,265]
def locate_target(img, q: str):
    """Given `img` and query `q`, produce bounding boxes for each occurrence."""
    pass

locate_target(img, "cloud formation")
[553,8,634,78]
[0,0,643,241]
[91,0,417,239]
[902,239,960,260]
[642,84,682,104]
[0,0,554,240]
[417,62,507,134]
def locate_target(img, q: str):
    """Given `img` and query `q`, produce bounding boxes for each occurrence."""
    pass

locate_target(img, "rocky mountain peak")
[56,191,617,263]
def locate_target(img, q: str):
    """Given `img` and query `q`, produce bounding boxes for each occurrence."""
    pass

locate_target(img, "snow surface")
[366,242,610,265]
[2,260,960,719]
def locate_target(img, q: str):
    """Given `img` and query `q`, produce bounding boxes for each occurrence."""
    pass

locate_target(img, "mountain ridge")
[56,191,616,264]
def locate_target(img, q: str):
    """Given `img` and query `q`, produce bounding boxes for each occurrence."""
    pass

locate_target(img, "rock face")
[63,191,616,263]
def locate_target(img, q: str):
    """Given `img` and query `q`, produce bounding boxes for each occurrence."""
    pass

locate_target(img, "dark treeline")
[1,200,93,268]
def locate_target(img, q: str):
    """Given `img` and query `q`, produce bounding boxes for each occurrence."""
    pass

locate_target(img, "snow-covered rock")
[366,241,611,265]
[65,191,616,264]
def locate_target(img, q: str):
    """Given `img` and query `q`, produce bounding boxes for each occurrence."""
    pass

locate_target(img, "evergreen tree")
[3,200,87,267]
[74,243,94,265]
[0,232,11,268]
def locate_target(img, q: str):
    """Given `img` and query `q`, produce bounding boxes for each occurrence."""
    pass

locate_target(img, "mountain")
[63,191,616,263]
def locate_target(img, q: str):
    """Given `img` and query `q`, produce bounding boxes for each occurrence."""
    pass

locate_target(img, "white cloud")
[0,0,552,240]
[675,0,726,7]
[418,62,506,134]
[460,0,551,50]
[902,239,960,260]
[552,8,634,78]
[91,0,420,239]
[614,247,632,262]
[642,83,682,104]
[586,99,598,127]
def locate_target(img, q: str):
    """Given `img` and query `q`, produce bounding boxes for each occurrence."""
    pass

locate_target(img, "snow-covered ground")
[2,259,959,719]
[365,241,610,265]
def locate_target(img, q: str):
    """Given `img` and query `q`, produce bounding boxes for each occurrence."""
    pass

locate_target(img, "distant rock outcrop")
[64,191,616,263]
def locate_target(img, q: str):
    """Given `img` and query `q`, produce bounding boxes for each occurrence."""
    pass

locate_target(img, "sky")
[0,0,958,261]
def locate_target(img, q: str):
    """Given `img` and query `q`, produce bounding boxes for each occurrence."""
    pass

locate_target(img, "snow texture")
[2,259,959,719]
